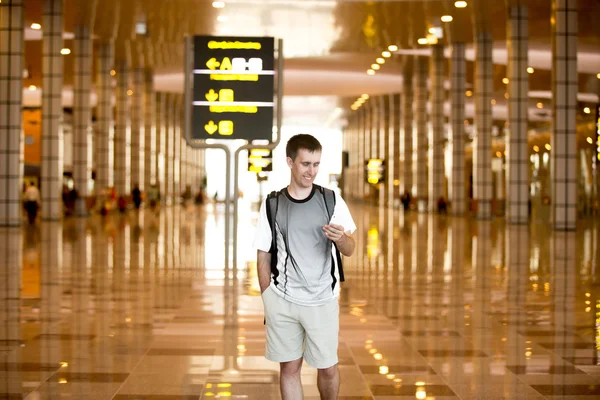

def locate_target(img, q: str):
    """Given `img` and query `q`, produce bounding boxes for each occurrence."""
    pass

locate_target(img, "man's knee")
[280,358,303,377]
[318,363,338,379]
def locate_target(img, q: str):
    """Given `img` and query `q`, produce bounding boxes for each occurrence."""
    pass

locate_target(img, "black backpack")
[266,185,345,287]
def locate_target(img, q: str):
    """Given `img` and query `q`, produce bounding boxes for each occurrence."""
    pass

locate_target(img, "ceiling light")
[536,102,543,109]
[502,78,509,84]
[527,67,534,74]
[110,70,116,76]
[583,106,591,114]
[31,23,41,30]
[441,15,453,22]
[455,1,467,8]
[376,58,385,64]
[212,1,225,8]
[367,69,375,76]
[545,144,551,151]
[371,64,380,70]
[491,99,496,105]
[504,93,509,99]
[466,90,473,97]
[382,51,391,58]
[217,15,228,22]
[361,94,369,99]
[597,73,600,79]
[28,85,37,91]
[388,45,398,52]
[60,48,71,55]
[496,151,502,158]
[351,105,358,110]
[417,38,428,45]
[127,89,133,96]
[587,137,594,144]
[533,145,539,152]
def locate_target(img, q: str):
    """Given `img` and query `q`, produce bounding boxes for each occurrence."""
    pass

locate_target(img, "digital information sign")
[192,36,275,141]
[248,148,273,173]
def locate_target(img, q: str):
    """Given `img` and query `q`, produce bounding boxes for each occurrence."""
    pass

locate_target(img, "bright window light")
[217,15,228,22]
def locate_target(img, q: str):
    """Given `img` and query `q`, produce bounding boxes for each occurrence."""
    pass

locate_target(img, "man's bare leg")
[317,363,339,400]
[280,358,303,400]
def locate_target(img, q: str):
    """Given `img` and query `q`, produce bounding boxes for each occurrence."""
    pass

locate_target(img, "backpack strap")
[317,185,345,284]
[266,190,281,286]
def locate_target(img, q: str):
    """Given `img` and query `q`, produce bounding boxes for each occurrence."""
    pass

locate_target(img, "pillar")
[429,44,445,212]
[73,24,93,216]
[156,92,166,199]
[401,62,414,197]
[507,6,530,224]
[414,56,429,212]
[131,43,145,191]
[450,43,467,215]
[390,93,400,206]
[358,106,366,200]
[164,93,174,204]
[144,69,156,189]
[173,95,181,202]
[0,0,24,226]
[551,0,578,230]
[114,47,131,198]
[473,31,494,219]
[95,42,114,197]
[41,0,63,220]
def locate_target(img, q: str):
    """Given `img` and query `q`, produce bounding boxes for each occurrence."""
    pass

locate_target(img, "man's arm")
[335,232,355,257]
[257,250,272,294]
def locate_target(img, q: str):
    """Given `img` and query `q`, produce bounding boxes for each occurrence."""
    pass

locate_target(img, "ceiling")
[20,0,600,128]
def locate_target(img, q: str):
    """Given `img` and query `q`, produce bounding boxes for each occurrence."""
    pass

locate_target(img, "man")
[253,134,356,400]
[23,182,41,224]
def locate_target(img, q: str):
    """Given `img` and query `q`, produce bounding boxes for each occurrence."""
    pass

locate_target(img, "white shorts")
[262,286,339,369]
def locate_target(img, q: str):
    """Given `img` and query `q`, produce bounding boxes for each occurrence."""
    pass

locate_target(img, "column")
[507,6,530,224]
[114,44,131,198]
[164,94,174,205]
[144,69,156,188]
[401,62,414,197]
[380,95,389,207]
[173,95,181,202]
[357,106,366,200]
[131,43,145,191]
[414,56,429,212]
[94,41,114,197]
[389,94,400,207]
[429,44,445,212]
[551,0,578,230]
[180,135,187,198]
[0,0,24,226]
[450,43,466,215]
[73,24,93,216]
[473,31,494,219]
[41,0,63,220]
[156,92,166,199]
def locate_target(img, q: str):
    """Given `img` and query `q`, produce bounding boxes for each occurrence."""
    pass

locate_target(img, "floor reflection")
[0,203,598,399]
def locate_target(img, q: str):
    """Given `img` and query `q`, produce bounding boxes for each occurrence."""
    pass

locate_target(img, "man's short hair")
[286,134,322,161]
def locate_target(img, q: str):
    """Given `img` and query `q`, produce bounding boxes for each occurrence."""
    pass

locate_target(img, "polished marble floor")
[1,202,599,399]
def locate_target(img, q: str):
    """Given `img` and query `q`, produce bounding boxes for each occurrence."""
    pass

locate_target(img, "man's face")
[287,148,321,189]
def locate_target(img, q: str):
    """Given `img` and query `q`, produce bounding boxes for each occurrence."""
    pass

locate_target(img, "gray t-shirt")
[254,186,356,306]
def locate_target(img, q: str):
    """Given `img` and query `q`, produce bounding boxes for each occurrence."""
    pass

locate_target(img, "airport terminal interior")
[1,0,600,399]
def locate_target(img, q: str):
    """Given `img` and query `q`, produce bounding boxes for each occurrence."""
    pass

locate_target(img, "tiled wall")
[413,56,429,212]
[507,7,530,224]
[0,0,24,226]
[551,0,578,230]
[41,0,63,220]
[429,44,445,212]
[473,32,493,219]
[450,43,466,215]
[72,25,93,215]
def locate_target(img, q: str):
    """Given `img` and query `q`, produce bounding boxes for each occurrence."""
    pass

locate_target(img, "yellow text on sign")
[204,120,234,136]
[205,89,235,102]
[207,41,262,50]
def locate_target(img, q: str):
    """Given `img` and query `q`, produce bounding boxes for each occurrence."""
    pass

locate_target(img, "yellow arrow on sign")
[205,89,218,102]
[205,121,217,135]
[206,58,220,70]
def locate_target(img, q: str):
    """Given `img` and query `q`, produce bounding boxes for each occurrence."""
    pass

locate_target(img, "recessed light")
[491,99,496,105]
[536,102,543,109]
[212,1,225,8]
[502,78,509,84]
[388,45,398,52]
[371,64,380,70]
[545,144,551,151]
[527,67,534,74]
[587,137,594,144]
[31,23,41,30]
[110,70,116,76]
[361,94,369,99]
[217,15,228,22]
[60,48,71,55]
[504,93,509,99]
[455,1,467,8]
[441,15,453,22]
[533,145,539,152]
[376,58,385,64]
[417,38,428,45]
[28,85,37,91]
[596,73,600,79]
[127,89,133,96]
[382,51,391,58]
[367,69,375,76]
[583,107,591,114]
[496,151,502,158]
[466,90,473,97]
